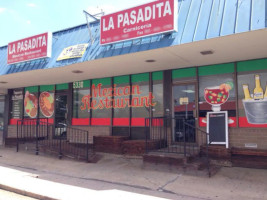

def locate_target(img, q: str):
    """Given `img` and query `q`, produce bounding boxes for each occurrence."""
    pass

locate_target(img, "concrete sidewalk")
[0,147,266,200]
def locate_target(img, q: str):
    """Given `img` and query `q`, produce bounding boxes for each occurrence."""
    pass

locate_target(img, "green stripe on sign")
[92,77,111,86]
[40,85,54,92]
[83,80,90,88]
[172,68,196,79]
[131,73,149,83]
[25,86,38,93]
[73,80,90,88]
[152,71,163,81]
[237,58,267,72]
[56,83,69,90]
[198,63,234,76]
[114,75,130,84]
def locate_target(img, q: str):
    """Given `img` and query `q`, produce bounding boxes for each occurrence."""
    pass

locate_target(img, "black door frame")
[54,91,69,137]
[172,81,198,143]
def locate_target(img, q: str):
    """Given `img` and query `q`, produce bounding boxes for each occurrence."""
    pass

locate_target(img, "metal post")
[35,119,39,155]
[145,118,148,153]
[16,120,19,152]
[86,131,89,162]
[46,118,49,139]
[183,119,186,158]
[166,117,169,153]
[59,128,62,159]
[206,134,210,177]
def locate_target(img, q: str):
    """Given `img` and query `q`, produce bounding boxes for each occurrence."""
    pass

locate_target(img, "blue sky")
[0,0,149,46]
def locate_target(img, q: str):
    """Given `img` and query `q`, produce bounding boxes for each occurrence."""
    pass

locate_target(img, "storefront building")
[0,0,267,159]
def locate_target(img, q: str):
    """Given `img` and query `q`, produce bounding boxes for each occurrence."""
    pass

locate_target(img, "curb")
[0,184,57,200]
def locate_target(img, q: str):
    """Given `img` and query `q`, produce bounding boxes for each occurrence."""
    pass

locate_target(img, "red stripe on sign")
[40,118,54,124]
[239,117,267,128]
[228,117,236,127]
[199,117,206,127]
[113,118,129,126]
[131,118,145,126]
[10,118,21,125]
[91,118,111,126]
[152,119,163,127]
[72,118,90,125]
[199,117,237,127]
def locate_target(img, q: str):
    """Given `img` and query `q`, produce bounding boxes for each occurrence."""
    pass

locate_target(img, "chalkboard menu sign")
[207,111,229,148]
[11,90,23,119]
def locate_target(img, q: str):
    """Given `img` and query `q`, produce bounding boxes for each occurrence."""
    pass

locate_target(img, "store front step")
[93,136,161,155]
[143,152,218,177]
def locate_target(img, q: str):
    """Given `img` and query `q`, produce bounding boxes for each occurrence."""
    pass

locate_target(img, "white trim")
[46,32,52,58]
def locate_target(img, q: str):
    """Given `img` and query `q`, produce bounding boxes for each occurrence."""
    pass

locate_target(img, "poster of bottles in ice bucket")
[241,74,267,125]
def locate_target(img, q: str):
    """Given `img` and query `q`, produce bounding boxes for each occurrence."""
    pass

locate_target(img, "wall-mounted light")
[200,50,214,55]
[0,81,7,84]
[145,59,156,63]
[72,70,83,74]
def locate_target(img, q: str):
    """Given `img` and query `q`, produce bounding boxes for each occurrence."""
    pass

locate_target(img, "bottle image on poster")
[242,74,267,124]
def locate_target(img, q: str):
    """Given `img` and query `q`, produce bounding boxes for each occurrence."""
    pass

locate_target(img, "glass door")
[173,83,197,142]
[55,93,68,137]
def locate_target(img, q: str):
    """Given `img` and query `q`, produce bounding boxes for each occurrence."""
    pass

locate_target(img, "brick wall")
[198,127,267,150]
[94,136,129,154]
[0,130,3,145]
[70,126,111,144]
[229,128,267,150]
[7,125,16,138]
[6,124,267,150]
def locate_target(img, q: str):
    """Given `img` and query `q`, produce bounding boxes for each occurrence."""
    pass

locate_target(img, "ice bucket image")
[242,99,267,124]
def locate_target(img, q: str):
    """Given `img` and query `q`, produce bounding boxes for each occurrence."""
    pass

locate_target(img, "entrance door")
[173,83,197,142]
[55,93,68,137]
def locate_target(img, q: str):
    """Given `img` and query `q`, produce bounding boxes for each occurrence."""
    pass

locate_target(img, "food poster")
[238,73,267,127]
[199,74,236,127]
[24,90,55,121]
[39,92,55,118]
[24,91,38,118]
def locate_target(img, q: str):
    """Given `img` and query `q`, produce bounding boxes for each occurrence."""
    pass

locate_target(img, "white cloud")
[0,7,6,13]
[27,3,36,7]
[26,20,31,24]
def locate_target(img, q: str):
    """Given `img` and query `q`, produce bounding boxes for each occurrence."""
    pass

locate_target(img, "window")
[0,96,5,131]
[72,80,90,125]
[152,71,163,117]
[39,85,55,123]
[131,73,150,126]
[237,59,267,127]
[10,89,23,125]
[113,75,130,126]
[198,63,236,127]
[91,78,112,126]
[24,86,39,119]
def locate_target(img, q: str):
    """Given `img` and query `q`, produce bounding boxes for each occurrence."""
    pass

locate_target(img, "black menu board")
[207,111,228,148]
[11,90,23,119]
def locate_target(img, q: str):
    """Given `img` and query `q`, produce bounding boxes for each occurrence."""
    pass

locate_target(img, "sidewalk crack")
[157,174,181,192]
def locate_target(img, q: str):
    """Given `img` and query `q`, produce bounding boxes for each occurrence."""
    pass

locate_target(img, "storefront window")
[91,78,112,126]
[24,86,39,119]
[10,89,23,125]
[152,71,163,117]
[39,85,55,124]
[113,75,130,126]
[0,96,5,131]
[72,80,90,125]
[237,59,267,127]
[198,63,236,127]
[131,73,150,126]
